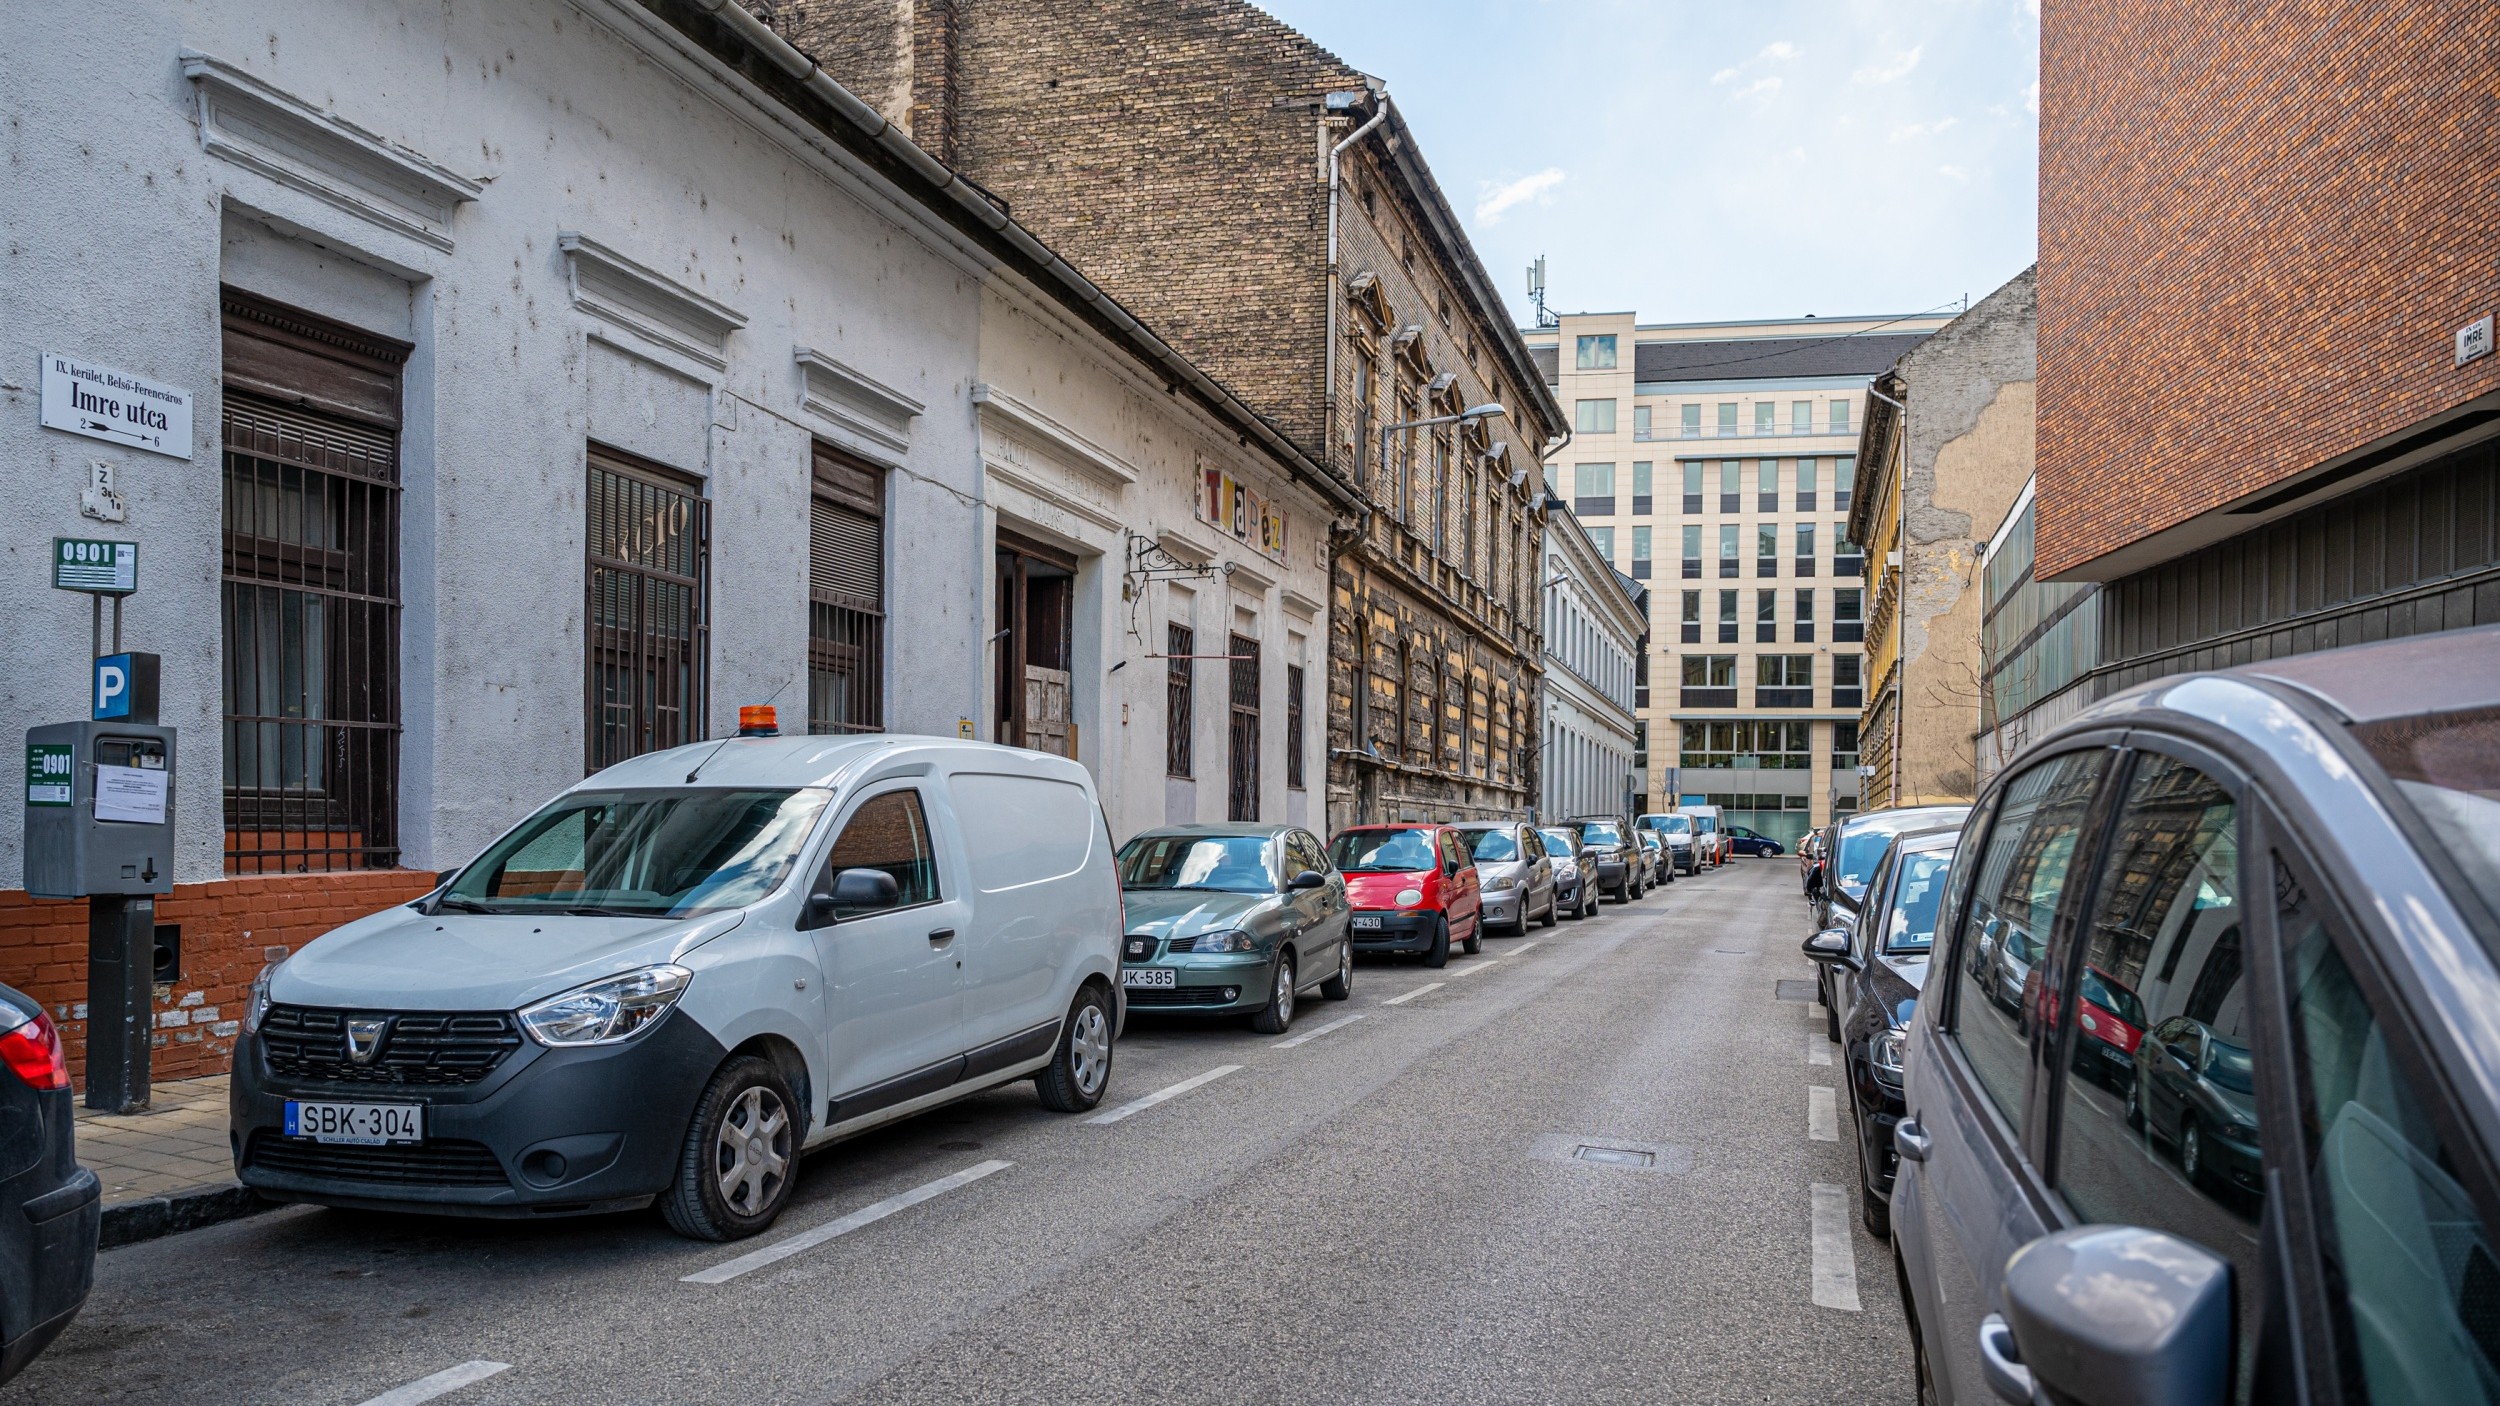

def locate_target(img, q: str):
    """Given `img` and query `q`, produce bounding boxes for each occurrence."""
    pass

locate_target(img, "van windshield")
[1647,816,1691,834]
[442,788,830,918]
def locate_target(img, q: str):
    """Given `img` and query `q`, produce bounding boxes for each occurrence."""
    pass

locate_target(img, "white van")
[1635,812,1698,875]
[230,730,1122,1240]
[1677,804,1726,867]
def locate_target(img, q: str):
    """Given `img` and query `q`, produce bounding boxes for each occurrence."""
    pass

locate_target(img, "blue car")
[1723,825,1786,858]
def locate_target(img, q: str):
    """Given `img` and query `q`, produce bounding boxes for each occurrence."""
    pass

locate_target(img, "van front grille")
[261,1005,524,1086]
[244,1131,510,1188]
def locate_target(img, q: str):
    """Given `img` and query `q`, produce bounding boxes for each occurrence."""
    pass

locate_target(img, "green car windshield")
[442,788,831,918]
[1118,834,1275,893]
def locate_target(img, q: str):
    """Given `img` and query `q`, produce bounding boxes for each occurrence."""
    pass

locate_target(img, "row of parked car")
[1790,624,2500,1406]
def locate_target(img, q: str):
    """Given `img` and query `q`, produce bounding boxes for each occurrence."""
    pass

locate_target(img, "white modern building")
[0,0,1341,1080]
[1537,510,1645,820]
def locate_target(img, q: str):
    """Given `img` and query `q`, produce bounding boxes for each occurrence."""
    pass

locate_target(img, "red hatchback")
[1327,824,1482,968]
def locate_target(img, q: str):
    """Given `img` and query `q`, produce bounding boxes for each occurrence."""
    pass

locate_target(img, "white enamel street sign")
[40,352,193,460]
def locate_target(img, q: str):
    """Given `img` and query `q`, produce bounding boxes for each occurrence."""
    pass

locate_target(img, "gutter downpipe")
[1865,381,1908,809]
[687,0,1364,521]
[1324,88,1391,519]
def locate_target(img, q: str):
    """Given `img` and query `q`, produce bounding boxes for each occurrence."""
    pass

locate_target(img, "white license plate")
[1121,968,1177,989]
[285,1100,423,1146]
[1352,914,1384,930]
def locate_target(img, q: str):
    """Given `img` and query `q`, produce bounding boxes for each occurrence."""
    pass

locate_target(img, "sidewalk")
[74,1074,271,1246]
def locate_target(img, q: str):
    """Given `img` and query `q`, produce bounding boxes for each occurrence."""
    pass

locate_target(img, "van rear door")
[945,766,1108,1051]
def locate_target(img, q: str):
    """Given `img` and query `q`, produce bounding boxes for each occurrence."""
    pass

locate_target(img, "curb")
[99,1180,274,1249]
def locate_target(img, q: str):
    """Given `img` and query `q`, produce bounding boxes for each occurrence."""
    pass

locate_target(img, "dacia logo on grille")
[345,1017,387,1064]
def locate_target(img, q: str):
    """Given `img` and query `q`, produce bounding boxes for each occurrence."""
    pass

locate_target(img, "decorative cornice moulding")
[970,383,1136,488]
[558,233,747,372]
[796,348,924,463]
[181,51,481,251]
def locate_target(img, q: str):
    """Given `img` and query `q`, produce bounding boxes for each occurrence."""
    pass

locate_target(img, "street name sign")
[52,538,137,594]
[39,352,194,459]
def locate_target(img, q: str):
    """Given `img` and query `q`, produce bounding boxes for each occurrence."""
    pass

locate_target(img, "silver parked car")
[1890,624,2500,1406]
[1536,826,1600,920]
[1450,821,1558,934]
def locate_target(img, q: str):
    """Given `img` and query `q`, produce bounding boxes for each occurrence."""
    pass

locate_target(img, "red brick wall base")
[0,872,439,1088]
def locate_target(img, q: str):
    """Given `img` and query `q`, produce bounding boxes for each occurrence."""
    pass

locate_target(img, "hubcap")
[1275,960,1295,1023]
[712,1085,790,1216]
[1339,944,1351,985]
[1069,1002,1111,1096]
[2184,1127,2200,1176]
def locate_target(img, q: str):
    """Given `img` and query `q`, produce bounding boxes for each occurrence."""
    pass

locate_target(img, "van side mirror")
[1981,1226,2232,1406]
[806,867,900,927]
[1801,928,1859,969]
[1289,870,1328,891]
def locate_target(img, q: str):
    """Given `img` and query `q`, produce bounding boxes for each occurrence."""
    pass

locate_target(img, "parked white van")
[1676,804,1727,867]
[230,728,1122,1240]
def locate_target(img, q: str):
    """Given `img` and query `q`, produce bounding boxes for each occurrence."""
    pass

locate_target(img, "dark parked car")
[1537,826,1601,920]
[1890,624,2500,1406]
[1804,826,1956,1238]
[0,981,97,1385]
[1560,817,1642,902]
[1811,805,1968,1021]
[1723,825,1786,858]
[1798,827,1828,897]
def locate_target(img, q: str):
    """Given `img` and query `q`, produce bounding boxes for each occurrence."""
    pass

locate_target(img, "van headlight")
[518,965,693,1047]
[244,961,282,1035]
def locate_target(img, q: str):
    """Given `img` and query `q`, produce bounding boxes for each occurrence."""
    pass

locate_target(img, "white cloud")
[1887,116,1960,142]
[1475,168,1566,225]
[1853,44,1924,83]
[1937,165,1969,182]
[2023,80,2040,115]
[1732,76,1784,103]
[1711,40,1798,86]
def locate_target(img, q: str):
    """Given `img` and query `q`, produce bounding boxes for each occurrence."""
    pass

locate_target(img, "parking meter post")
[84,895,153,1113]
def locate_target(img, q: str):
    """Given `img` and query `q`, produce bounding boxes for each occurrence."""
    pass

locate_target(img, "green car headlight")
[1189,929,1256,953]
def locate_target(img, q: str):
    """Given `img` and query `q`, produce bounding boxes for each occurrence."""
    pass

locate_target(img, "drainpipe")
[1323,86,1391,477]
[1865,382,1907,808]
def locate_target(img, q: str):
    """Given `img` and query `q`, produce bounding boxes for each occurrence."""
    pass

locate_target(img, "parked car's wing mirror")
[1984,1225,2232,1406]
[1289,869,1328,891]
[1801,928,1859,968]
[808,867,900,927]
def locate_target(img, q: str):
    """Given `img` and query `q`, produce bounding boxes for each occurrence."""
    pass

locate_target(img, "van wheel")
[1319,942,1352,1001]
[1251,953,1296,1034]
[1035,985,1114,1112]
[662,1056,798,1241]
[1424,920,1450,968]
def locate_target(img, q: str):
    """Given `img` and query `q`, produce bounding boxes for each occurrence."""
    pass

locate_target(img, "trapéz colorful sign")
[40,351,193,460]
[1199,467,1291,566]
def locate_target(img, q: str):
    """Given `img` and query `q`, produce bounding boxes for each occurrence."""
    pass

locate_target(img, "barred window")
[587,447,709,771]
[808,443,885,734]
[1285,663,1306,789]
[1166,623,1194,777]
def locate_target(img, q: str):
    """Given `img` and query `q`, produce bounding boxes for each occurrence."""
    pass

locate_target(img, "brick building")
[2022,2,2500,702]
[784,0,1571,829]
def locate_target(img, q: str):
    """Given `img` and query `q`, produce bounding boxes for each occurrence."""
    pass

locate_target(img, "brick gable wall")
[2037,0,2500,579]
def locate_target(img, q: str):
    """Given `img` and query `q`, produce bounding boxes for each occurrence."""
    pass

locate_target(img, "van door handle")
[928,928,956,945]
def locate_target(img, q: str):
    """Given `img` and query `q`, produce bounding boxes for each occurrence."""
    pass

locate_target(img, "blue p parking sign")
[94,654,132,720]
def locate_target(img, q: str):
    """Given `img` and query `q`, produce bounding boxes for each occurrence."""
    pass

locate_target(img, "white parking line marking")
[1380,982,1445,1006]
[1447,960,1500,979]
[1274,1013,1365,1049]
[1084,1065,1242,1126]
[683,1160,1012,1284]
[355,1361,511,1406]
[1810,1183,1863,1310]
[1807,1035,1832,1066]
[1809,1085,1840,1140]
[1509,940,1540,954]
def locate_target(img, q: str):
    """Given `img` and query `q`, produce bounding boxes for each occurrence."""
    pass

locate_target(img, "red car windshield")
[1330,829,1437,874]
[2079,968,2146,1027]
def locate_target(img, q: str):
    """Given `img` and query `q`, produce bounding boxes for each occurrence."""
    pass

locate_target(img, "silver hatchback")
[1448,821,1558,934]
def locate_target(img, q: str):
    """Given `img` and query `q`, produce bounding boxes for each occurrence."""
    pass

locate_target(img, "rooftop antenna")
[685,676,793,783]
[1526,255,1557,328]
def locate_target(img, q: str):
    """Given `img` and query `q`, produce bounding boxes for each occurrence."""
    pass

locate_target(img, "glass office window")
[1758,460,1779,511]
[1575,334,1617,370]
[1717,403,1738,437]
[1576,399,1617,434]
[1633,404,1652,438]
[1681,404,1701,437]
[1793,400,1812,434]
[1797,457,1819,510]
[1829,399,1852,435]
[1754,402,1776,435]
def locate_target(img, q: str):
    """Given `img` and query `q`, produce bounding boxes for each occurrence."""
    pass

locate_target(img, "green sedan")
[1115,824,1352,1035]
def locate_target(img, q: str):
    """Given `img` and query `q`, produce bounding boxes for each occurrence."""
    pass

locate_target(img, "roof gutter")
[678,0,1365,519]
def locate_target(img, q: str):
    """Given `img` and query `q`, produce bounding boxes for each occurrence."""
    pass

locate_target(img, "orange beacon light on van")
[736,705,778,736]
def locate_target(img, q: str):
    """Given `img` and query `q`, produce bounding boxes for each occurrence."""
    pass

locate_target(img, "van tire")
[1035,985,1114,1113]
[1250,953,1296,1034]
[1319,941,1352,1001]
[1424,920,1450,968]
[661,1056,799,1242]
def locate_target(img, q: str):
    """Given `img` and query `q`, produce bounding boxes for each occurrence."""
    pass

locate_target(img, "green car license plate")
[1121,968,1176,989]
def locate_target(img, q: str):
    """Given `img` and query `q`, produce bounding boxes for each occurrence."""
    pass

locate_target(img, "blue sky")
[1252,0,2040,327]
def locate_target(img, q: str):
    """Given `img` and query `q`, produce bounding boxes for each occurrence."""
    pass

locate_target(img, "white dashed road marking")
[1509,940,1540,954]
[1810,1183,1863,1311]
[683,1160,1013,1284]
[355,1361,511,1406]
[1809,1085,1840,1141]
[1807,1035,1832,1066]
[1380,982,1444,1006]
[1273,1013,1365,1049]
[1084,1065,1242,1126]
[1447,961,1499,979]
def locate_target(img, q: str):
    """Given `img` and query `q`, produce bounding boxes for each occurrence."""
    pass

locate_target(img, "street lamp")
[1377,402,1507,489]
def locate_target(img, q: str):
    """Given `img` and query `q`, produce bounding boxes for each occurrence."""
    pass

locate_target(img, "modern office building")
[1528,310,1949,845]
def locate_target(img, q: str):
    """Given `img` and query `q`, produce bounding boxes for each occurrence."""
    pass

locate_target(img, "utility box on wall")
[23,722,177,899]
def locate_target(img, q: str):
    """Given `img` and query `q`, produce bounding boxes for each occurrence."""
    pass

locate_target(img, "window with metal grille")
[1286,664,1306,789]
[1166,622,1194,777]
[586,447,709,771]
[219,290,408,875]
[808,443,884,735]
[1227,634,1261,821]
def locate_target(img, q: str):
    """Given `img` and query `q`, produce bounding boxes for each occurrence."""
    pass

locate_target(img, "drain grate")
[1775,978,1817,1003]
[1715,948,1752,955]
[1574,1143,1656,1168]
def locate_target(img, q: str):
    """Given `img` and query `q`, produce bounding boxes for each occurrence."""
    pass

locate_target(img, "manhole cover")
[1574,1144,1655,1168]
[1528,1134,1692,1172]
[1776,979,1817,1002]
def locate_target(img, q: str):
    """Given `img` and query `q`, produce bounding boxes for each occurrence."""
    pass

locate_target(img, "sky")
[1251,0,2041,328]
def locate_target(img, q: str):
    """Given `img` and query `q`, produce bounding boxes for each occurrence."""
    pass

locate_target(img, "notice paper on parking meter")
[95,764,167,824]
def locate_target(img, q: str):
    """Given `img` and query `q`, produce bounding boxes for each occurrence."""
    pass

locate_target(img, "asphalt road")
[8,861,1912,1405]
